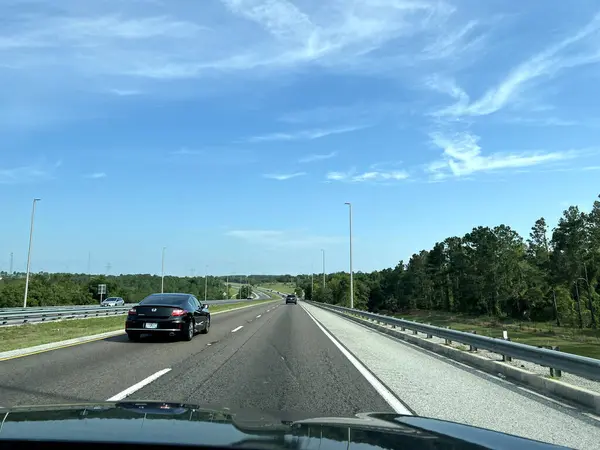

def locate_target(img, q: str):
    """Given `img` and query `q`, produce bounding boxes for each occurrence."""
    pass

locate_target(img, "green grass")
[0,300,275,353]
[258,288,283,300]
[392,309,600,360]
[260,282,296,294]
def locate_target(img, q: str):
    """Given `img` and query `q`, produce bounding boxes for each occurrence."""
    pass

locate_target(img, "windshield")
[1,2,599,450]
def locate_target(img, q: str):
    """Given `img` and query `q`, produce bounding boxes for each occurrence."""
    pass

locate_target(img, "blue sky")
[2,0,600,277]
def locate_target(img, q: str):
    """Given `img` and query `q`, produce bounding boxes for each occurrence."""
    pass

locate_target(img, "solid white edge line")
[106,368,172,401]
[300,304,413,416]
[231,325,244,333]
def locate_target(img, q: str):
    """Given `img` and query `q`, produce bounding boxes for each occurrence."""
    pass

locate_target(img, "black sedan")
[125,293,210,341]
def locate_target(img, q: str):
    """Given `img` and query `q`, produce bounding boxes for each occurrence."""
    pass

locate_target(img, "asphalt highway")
[0,300,598,448]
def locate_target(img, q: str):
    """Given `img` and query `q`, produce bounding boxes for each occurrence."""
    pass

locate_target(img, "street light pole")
[204,265,208,302]
[161,247,166,294]
[23,198,41,308]
[321,249,326,288]
[345,202,354,309]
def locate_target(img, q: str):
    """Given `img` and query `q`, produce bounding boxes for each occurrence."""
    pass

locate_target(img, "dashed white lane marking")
[256,315,262,318]
[300,304,412,416]
[231,326,244,333]
[106,368,172,401]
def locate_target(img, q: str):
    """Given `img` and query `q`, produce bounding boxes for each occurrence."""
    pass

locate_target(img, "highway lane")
[128,301,394,419]
[0,301,280,406]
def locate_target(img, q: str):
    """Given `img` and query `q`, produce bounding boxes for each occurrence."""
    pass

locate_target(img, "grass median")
[393,309,600,360]
[0,300,276,353]
[259,283,296,294]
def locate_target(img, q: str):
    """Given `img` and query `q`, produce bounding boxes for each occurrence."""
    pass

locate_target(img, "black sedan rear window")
[139,294,188,305]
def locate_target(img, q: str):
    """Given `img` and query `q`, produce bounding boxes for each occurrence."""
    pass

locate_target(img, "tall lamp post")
[161,247,166,294]
[321,249,326,288]
[204,265,208,302]
[345,202,354,309]
[23,198,41,308]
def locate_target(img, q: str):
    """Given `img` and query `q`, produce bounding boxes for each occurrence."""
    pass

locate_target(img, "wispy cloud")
[326,168,409,183]
[84,172,107,179]
[421,20,485,60]
[244,125,367,143]
[433,13,600,117]
[0,161,61,184]
[426,132,577,180]
[263,172,306,181]
[109,89,142,96]
[298,152,337,163]
[225,229,344,248]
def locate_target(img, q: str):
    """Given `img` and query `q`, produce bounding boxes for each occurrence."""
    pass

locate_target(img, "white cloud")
[298,152,337,163]
[85,172,107,179]
[225,228,344,248]
[109,89,142,96]
[326,168,409,183]
[263,172,306,180]
[244,125,367,143]
[434,13,600,117]
[421,20,485,60]
[426,132,577,179]
[0,161,61,184]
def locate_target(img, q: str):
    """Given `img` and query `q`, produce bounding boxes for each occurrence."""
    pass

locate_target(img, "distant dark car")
[285,294,297,305]
[125,293,210,342]
[100,297,124,307]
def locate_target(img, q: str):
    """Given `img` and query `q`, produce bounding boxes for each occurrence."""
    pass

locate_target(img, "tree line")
[0,273,229,308]
[296,195,600,328]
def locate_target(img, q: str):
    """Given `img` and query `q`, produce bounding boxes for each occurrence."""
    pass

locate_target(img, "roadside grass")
[260,283,296,294]
[264,290,283,300]
[391,309,600,360]
[0,300,275,353]
[228,286,239,299]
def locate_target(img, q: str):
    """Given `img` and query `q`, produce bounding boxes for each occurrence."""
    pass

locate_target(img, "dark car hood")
[0,401,564,449]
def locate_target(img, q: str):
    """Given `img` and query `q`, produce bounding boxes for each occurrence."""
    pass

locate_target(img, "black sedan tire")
[182,320,194,341]
[200,317,210,334]
[127,332,141,341]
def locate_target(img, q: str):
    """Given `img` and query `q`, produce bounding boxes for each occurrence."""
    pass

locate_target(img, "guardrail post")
[444,326,452,345]
[469,331,478,351]
[502,331,512,362]
[426,324,432,339]
[400,320,405,331]
[412,328,418,335]
[549,346,562,378]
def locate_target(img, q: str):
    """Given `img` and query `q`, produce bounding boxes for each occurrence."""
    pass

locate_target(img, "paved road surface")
[0,300,598,448]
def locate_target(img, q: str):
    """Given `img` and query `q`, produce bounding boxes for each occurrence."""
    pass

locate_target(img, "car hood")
[0,401,563,449]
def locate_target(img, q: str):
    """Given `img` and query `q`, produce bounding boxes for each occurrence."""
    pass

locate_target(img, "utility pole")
[23,198,41,308]
[345,202,354,309]
[105,262,112,275]
[87,251,91,277]
[9,252,13,275]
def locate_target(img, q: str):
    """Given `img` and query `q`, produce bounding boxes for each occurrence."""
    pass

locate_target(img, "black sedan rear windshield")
[139,294,188,305]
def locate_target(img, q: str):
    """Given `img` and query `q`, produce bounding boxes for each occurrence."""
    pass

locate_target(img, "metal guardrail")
[307,301,600,382]
[0,298,261,327]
